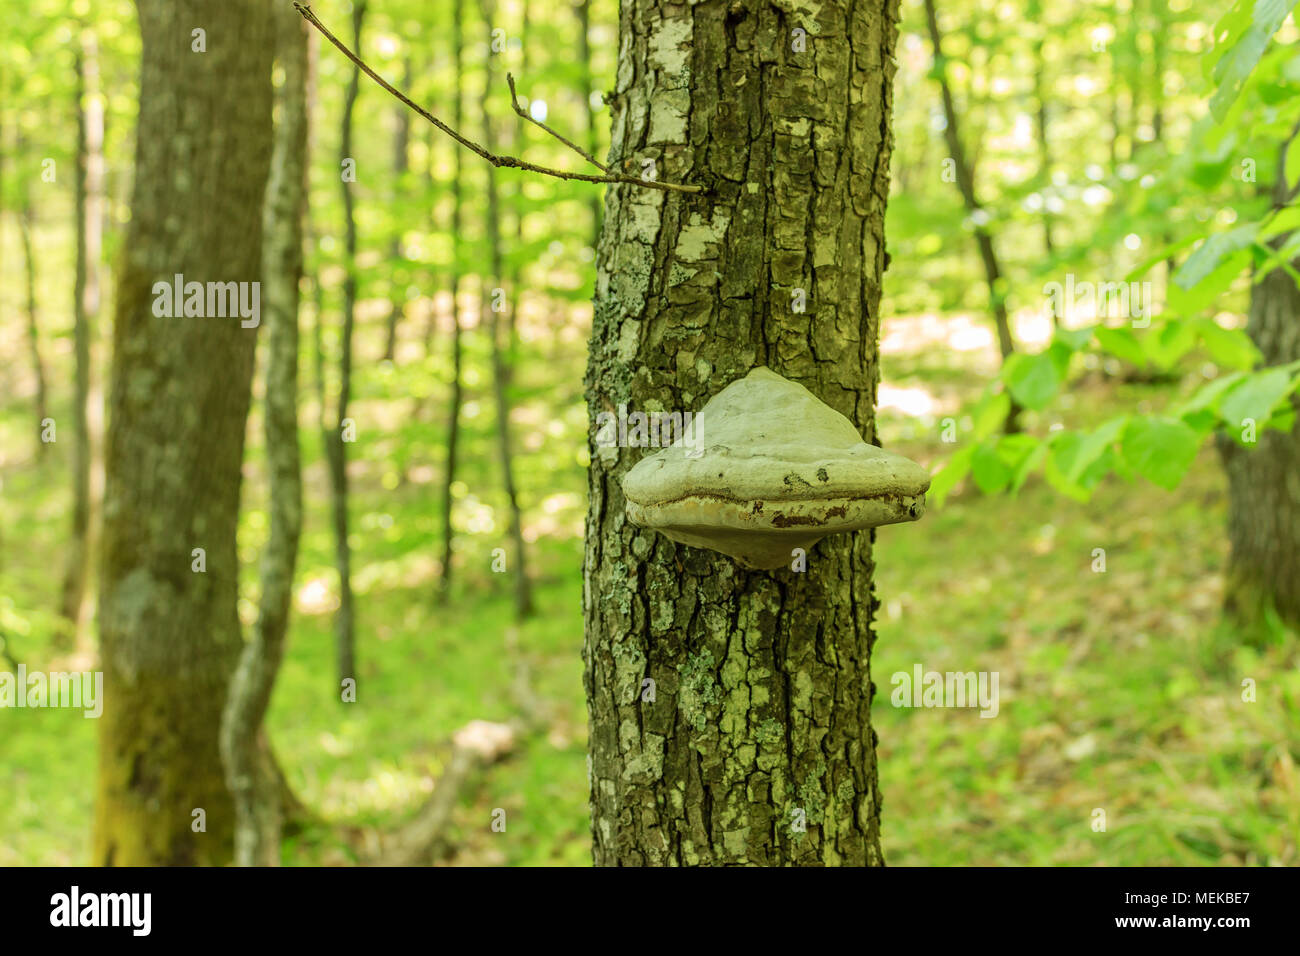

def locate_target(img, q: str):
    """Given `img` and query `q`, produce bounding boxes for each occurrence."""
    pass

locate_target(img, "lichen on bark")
[584,0,900,866]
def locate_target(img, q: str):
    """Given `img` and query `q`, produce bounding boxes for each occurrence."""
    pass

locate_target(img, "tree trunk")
[922,0,1021,432]
[507,3,531,366]
[421,118,441,356]
[62,29,105,634]
[382,55,412,363]
[439,0,467,599]
[1220,141,1300,633]
[1027,7,1055,264]
[583,0,899,866]
[1220,261,1300,631]
[480,0,533,620]
[330,0,366,689]
[17,186,49,456]
[575,0,602,250]
[219,0,309,867]
[93,0,274,866]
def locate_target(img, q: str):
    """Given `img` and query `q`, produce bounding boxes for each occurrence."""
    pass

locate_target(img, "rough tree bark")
[922,0,1021,431]
[62,28,105,633]
[219,0,309,868]
[329,0,366,689]
[1219,143,1300,633]
[583,0,900,866]
[480,0,534,620]
[93,0,274,866]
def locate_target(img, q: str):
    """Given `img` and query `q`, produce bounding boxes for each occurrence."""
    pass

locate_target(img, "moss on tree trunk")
[93,0,274,867]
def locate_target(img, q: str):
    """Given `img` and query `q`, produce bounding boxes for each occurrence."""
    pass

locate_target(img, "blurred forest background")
[2,0,1299,866]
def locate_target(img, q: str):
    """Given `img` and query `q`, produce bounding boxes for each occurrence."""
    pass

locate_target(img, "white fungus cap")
[621,367,931,569]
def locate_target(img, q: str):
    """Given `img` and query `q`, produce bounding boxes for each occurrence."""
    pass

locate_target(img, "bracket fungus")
[621,367,931,569]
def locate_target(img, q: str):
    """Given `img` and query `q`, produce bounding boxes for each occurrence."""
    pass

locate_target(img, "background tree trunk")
[480,0,534,620]
[575,0,602,249]
[17,184,49,457]
[1220,163,1300,634]
[923,0,1021,432]
[61,29,105,637]
[93,0,274,866]
[583,0,899,866]
[330,0,366,689]
[1027,2,1056,263]
[219,0,309,868]
[439,0,467,600]
[381,55,412,363]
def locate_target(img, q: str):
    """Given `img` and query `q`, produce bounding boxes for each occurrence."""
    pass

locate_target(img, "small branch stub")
[621,367,931,569]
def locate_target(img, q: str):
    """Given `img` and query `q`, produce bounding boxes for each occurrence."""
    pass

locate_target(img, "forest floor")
[2,299,1297,866]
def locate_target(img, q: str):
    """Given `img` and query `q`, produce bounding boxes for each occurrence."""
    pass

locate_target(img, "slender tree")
[1027,2,1056,263]
[507,2,531,361]
[479,0,533,619]
[439,0,467,599]
[62,27,105,632]
[381,54,412,363]
[574,0,601,249]
[329,0,367,689]
[923,0,1021,431]
[219,0,309,867]
[583,0,901,865]
[93,0,274,866]
[17,173,49,455]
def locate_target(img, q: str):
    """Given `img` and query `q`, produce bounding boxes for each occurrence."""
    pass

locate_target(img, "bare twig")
[506,73,609,173]
[293,3,702,194]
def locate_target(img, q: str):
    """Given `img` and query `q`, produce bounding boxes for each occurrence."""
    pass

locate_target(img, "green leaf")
[1209,0,1300,121]
[1195,318,1262,370]
[1144,321,1199,370]
[1167,248,1252,316]
[1009,439,1048,494]
[1002,350,1061,410]
[976,434,1043,496]
[970,390,1012,441]
[1053,324,1096,352]
[1121,417,1203,490]
[1066,416,1129,483]
[1176,370,1248,418]
[1258,204,1300,241]
[971,439,1012,494]
[1124,234,1206,283]
[1096,326,1147,367]
[1043,433,1094,502]
[1218,366,1297,425]
[1173,223,1259,290]
[929,444,974,508]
